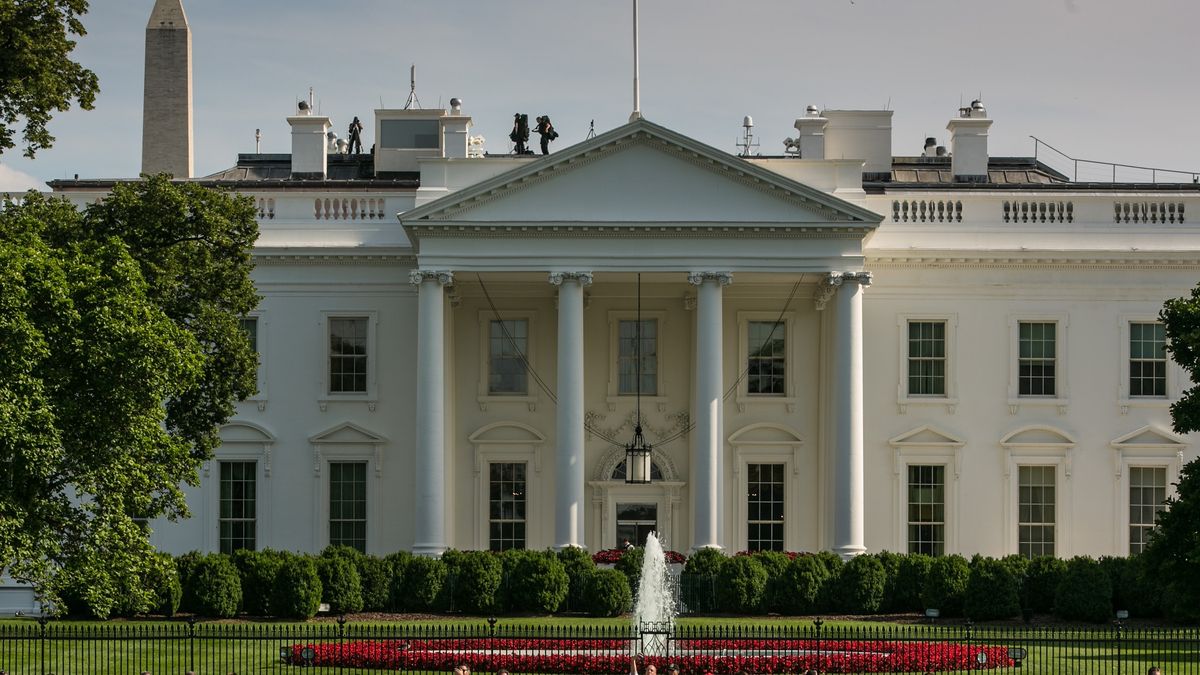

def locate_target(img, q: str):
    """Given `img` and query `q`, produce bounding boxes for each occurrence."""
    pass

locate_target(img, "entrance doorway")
[616,503,658,547]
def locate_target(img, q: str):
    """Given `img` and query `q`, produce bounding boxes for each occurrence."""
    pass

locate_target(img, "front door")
[616,502,657,547]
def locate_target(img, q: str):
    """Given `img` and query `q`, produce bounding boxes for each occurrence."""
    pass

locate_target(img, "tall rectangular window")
[239,317,258,353]
[1018,322,1057,397]
[747,321,786,395]
[329,318,368,393]
[1019,465,1056,558]
[747,463,785,551]
[1130,322,1167,397]
[329,462,367,553]
[219,461,256,554]
[907,465,945,556]
[489,462,526,551]
[1129,466,1167,554]
[908,321,946,396]
[489,319,528,395]
[618,319,657,395]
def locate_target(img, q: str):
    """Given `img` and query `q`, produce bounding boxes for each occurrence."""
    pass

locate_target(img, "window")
[1018,465,1056,558]
[1130,322,1167,398]
[907,465,945,556]
[1018,322,1057,397]
[616,503,658,548]
[489,319,528,395]
[618,319,658,395]
[329,462,367,553]
[907,321,946,396]
[747,463,784,551]
[219,461,256,554]
[747,321,786,395]
[240,317,258,353]
[1129,466,1167,554]
[329,318,368,394]
[379,119,440,149]
[489,462,526,551]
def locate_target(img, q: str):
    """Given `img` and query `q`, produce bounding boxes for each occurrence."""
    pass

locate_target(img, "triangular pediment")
[889,425,965,448]
[402,119,881,231]
[1110,425,1187,449]
[309,422,386,445]
[1000,425,1075,448]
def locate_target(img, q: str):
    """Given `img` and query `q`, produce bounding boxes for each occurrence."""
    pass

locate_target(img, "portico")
[401,119,881,555]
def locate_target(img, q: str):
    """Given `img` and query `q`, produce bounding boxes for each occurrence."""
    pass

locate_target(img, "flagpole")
[630,0,642,122]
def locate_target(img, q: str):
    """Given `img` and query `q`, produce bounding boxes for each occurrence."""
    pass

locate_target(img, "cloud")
[0,164,45,193]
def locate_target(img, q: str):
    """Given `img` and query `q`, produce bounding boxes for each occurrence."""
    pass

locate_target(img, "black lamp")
[625,273,653,484]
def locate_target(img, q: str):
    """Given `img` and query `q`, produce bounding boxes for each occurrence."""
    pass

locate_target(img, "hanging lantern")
[625,426,653,485]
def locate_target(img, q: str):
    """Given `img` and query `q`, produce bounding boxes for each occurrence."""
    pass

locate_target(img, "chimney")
[792,105,828,159]
[823,110,894,181]
[441,98,472,159]
[923,137,937,158]
[288,102,331,179]
[947,100,992,182]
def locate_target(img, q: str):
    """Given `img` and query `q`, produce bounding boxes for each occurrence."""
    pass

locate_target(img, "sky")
[3,0,1200,190]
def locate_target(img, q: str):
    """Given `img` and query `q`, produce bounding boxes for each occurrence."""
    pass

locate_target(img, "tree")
[1161,289,1200,433]
[0,177,257,616]
[0,0,99,157]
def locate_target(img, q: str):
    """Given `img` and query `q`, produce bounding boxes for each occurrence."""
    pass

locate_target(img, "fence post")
[187,615,196,674]
[338,615,347,675]
[36,615,47,675]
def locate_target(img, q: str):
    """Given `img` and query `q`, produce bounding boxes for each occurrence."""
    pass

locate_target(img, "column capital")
[549,271,594,287]
[814,271,872,310]
[410,269,454,286]
[687,271,733,287]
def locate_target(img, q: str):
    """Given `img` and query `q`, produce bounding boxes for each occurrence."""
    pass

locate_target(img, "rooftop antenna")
[736,115,759,157]
[255,128,261,154]
[629,0,642,122]
[404,64,422,110]
[586,119,597,140]
[309,87,315,112]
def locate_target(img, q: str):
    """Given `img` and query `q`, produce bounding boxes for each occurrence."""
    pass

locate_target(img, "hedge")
[965,557,1021,621]
[357,555,393,612]
[232,549,285,616]
[1024,556,1066,614]
[753,551,793,613]
[717,555,767,613]
[186,554,242,619]
[272,554,322,619]
[835,554,886,615]
[401,555,445,612]
[616,547,645,598]
[510,550,569,613]
[557,546,596,612]
[584,568,632,617]
[451,550,503,614]
[317,555,364,614]
[921,555,969,617]
[1054,556,1112,623]
[782,554,831,615]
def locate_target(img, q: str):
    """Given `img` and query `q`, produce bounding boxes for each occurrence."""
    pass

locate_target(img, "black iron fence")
[0,619,1198,674]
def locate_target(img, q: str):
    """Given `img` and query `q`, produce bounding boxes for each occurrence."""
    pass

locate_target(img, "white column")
[550,271,593,549]
[410,270,453,556]
[688,271,732,550]
[829,271,871,558]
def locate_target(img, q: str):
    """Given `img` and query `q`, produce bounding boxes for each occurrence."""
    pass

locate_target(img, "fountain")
[632,532,677,657]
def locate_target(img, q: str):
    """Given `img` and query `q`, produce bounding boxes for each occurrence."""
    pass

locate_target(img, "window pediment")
[309,422,387,445]
[889,424,965,448]
[1110,425,1186,450]
[1000,425,1075,448]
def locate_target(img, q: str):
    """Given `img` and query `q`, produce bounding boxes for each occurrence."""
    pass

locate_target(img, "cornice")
[867,251,1200,269]
[405,223,868,240]
[254,250,417,266]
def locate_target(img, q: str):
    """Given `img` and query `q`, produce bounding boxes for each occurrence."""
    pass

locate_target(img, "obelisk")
[141,0,193,178]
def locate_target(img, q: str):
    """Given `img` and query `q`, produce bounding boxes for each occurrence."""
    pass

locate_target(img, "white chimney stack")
[947,100,992,182]
[442,98,472,159]
[823,110,894,180]
[793,105,828,159]
[288,107,331,179]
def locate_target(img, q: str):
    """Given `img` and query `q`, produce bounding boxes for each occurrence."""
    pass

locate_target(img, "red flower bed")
[592,548,688,565]
[288,637,1013,673]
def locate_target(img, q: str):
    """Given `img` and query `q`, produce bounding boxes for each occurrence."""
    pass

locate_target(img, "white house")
[3,0,1198,614]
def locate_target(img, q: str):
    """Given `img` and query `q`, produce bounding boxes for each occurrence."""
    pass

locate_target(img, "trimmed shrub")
[1054,556,1112,623]
[921,554,970,617]
[452,550,503,614]
[511,550,569,614]
[145,552,182,617]
[321,544,365,563]
[834,554,886,614]
[385,551,413,611]
[271,554,322,620]
[965,557,1021,621]
[1024,556,1067,614]
[753,551,792,613]
[813,552,845,612]
[233,549,285,616]
[616,547,645,599]
[402,555,445,612]
[357,555,393,612]
[175,551,204,614]
[781,555,831,615]
[188,554,242,619]
[680,547,724,613]
[874,551,903,613]
[558,546,596,612]
[498,549,536,612]
[584,568,632,617]
[318,555,364,615]
[890,554,933,613]
[1124,554,1163,618]
[717,555,768,613]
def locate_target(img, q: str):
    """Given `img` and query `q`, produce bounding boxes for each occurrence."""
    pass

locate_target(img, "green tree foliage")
[1162,288,1200,433]
[1142,459,1200,621]
[0,181,258,610]
[0,0,99,157]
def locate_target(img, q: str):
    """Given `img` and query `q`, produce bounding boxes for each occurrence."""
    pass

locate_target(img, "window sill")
[1118,397,1171,414]
[477,395,538,412]
[898,397,958,414]
[1007,398,1069,415]
[735,396,797,413]
[605,395,670,412]
[319,395,378,412]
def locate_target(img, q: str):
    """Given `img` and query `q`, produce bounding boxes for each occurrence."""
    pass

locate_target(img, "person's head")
[645,665,657,675]
[455,665,471,675]
[1148,667,1161,675]
[496,670,510,675]
[666,664,680,675]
